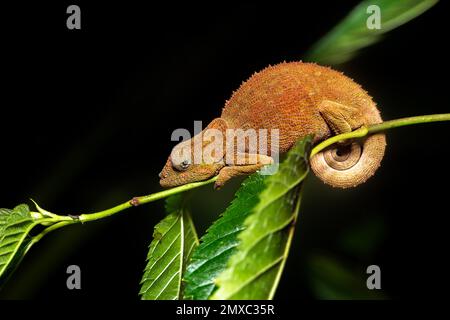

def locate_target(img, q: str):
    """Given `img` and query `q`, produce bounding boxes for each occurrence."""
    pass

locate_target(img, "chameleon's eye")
[170,142,192,171]
[173,158,191,171]
[180,159,191,170]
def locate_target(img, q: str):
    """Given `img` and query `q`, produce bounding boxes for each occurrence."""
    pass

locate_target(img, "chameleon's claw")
[214,171,229,190]
[213,181,223,190]
[214,168,234,190]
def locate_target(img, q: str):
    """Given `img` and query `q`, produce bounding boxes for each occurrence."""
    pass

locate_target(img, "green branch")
[30,177,218,245]
[29,221,73,247]
[368,113,450,133]
[34,113,449,235]
[310,113,450,158]
[78,177,217,222]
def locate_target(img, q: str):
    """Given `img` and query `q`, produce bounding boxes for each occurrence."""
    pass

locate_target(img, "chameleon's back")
[222,62,381,150]
[221,61,386,188]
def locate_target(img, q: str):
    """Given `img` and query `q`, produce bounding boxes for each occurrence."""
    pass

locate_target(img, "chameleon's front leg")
[215,153,273,189]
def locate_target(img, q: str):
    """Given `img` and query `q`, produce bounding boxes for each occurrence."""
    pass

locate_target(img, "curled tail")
[310,101,386,188]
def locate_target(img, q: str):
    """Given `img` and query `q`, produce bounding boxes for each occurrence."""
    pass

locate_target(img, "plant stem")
[310,127,368,158]
[368,113,450,133]
[41,113,449,226]
[77,176,217,223]
[30,221,74,246]
[310,113,450,158]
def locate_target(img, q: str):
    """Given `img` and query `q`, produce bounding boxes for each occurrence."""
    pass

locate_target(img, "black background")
[0,1,449,300]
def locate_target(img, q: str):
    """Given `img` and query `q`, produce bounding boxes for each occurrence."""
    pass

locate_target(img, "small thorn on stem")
[130,197,140,206]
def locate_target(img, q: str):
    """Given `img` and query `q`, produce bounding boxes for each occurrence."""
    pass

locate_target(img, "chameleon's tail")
[309,109,386,188]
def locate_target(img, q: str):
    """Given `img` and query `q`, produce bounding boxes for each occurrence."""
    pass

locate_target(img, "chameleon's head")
[159,153,223,188]
[159,119,228,188]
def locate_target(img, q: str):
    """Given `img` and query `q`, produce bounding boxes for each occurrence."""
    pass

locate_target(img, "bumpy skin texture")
[160,62,386,189]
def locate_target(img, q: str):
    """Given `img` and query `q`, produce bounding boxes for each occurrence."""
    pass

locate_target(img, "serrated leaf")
[305,0,437,65]
[307,254,386,300]
[0,204,38,285]
[140,195,199,300]
[183,174,265,300]
[184,136,311,300]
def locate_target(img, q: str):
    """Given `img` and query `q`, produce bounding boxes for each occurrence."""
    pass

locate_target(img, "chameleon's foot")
[214,180,225,190]
[318,100,364,134]
[214,156,274,189]
[214,167,237,189]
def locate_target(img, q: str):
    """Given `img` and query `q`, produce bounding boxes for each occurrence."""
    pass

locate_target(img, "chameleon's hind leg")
[214,153,273,189]
[316,99,366,168]
[318,100,364,135]
[312,100,378,187]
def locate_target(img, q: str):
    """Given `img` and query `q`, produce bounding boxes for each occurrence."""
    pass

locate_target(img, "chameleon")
[159,61,386,189]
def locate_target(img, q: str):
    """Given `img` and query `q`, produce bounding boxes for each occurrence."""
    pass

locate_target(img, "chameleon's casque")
[160,62,386,188]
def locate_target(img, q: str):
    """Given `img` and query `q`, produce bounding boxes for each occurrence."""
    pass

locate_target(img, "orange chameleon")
[159,62,386,189]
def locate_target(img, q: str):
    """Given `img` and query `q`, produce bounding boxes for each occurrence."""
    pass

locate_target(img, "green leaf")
[184,136,311,300]
[140,195,199,300]
[338,216,386,258]
[305,0,438,65]
[183,174,265,300]
[0,204,39,285]
[307,254,386,300]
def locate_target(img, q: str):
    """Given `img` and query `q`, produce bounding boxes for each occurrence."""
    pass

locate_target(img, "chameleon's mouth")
[159,171,213,188]
[158,161,204,188]
[159,176,183,188]
[159,159,178,187]
[159,177,176,188]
